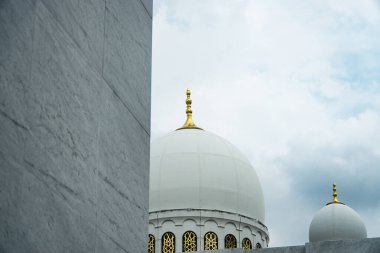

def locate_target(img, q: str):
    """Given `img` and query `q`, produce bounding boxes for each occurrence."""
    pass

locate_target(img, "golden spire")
[326,183,345,205]
[332,183,339,202]
[176,88,203,130]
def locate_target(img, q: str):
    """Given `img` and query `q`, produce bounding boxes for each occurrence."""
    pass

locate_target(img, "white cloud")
[152,0,380,246]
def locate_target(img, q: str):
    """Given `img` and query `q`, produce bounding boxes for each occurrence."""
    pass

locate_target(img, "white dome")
[309,203,367,242]
[149,128,265,222]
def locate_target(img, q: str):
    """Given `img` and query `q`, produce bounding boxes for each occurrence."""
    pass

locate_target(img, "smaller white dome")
[309,185,367,242]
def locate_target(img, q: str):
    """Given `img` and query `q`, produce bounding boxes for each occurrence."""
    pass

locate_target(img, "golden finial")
[326,183,345,205]
[176,88,203,130]
[332,183,339,202]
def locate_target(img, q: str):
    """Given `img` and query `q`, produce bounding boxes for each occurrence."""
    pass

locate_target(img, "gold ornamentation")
[182,231,197,252]
[162,232,175,253]
[224,234,237,249]
[326,183,345,205]
[148,234,155,253]
[256,243,262,249]
[176,88,203,130]
[204,232,218,250]
[242,238,252,249]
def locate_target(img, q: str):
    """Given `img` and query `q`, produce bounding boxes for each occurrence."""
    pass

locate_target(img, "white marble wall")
[0,0,152,252]
[149,209,269,252]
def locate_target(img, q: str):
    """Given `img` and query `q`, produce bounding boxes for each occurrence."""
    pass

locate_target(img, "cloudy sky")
[150,0,380,247]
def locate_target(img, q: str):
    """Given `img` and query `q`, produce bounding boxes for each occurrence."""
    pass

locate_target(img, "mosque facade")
[1,1,379,252]
[148,90,377,253]
[149,90,268,252]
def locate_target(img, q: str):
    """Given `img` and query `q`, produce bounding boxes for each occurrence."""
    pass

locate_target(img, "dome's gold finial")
[326,183,345,205]
[176,88,203,130]
[332,183,339,203]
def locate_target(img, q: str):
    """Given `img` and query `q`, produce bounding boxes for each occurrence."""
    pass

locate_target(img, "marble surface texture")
[0,0,152,252]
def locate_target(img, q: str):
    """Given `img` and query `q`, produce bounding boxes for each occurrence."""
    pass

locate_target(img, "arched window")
[204,232,218,250]
[182,231,197,252]
[242,238,252,249]
[148,234,155,253]
[224,234,237,249]
[162,232,175,253]
[256,242,262,249]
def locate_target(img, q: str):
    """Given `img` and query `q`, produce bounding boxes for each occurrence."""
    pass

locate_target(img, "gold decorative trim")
[162,232,175,253]
[148,234,155,253]
[224,234,237,249]
[176,88,203,130]
[256,243,262,249]
[242,238,252,249]
[326,183,345,205]
[182,231,197,252]
[204,232,218,250]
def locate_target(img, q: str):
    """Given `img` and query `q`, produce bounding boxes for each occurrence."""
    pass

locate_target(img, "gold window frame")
[148,234,155,253]
[182,231,197,252]
[224,234,237,249]
[242,238,252,249]
[162,232,175,253]
[204,232,218,250]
